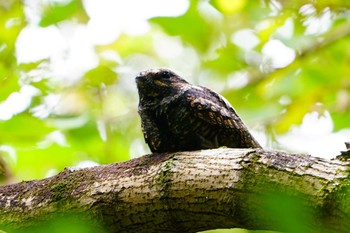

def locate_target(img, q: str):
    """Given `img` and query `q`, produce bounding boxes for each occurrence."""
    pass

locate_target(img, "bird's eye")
[161,71,170,78]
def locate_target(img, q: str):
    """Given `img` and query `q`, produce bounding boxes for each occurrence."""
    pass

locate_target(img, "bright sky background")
[3,0,350,159]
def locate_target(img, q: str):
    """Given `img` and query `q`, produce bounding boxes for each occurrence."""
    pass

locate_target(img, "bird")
[135,68,261,153]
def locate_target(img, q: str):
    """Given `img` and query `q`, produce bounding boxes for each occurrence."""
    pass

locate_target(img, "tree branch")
[0,148,349,233]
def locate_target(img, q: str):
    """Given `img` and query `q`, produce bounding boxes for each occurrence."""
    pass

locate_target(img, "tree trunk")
[0,148,349,233]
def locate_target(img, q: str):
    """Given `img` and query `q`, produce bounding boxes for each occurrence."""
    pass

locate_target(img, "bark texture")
[0,148,350,233]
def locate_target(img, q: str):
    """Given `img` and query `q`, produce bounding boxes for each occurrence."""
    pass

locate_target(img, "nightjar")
[135,68,261,153]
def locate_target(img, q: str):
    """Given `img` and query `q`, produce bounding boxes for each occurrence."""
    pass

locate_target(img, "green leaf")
[0,66,20,101]
[65,118,131,163]
[211,0,247,15]
[332,111,350,131]
[0,114,54,146]
[203,44,244,74]
[0,1,26,52]
[150,1,219,52]
[83,65,118,86]
[39,0,89,27]
[97,33,153,58]
[15,145,78,180]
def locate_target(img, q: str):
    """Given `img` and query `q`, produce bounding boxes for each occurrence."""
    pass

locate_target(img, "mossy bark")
[0,148,349,233]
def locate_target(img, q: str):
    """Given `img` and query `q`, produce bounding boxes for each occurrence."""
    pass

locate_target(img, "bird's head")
[135,68,188,102]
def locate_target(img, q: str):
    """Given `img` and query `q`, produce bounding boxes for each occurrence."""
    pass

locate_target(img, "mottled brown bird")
[135,68,261,153]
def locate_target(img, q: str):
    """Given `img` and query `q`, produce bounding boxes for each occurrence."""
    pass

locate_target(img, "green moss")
[155,158,177,194]
[49,169,87,203]
[50,182,69,202]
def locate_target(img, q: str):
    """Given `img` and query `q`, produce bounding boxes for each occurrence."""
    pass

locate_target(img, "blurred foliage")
[6,212,104,233]
[0,0,350,231]
[0,0,24,100]
[0,0,349,180]
[258,191,318,233]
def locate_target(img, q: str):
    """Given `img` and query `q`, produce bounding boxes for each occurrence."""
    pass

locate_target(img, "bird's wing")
[184,86,261,148]
[184,86,241,130]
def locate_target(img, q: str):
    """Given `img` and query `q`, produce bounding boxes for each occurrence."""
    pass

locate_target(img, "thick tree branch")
[0,148,350,233]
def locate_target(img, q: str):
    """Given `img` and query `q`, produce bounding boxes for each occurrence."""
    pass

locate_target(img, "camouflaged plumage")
[135,68,261,153]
